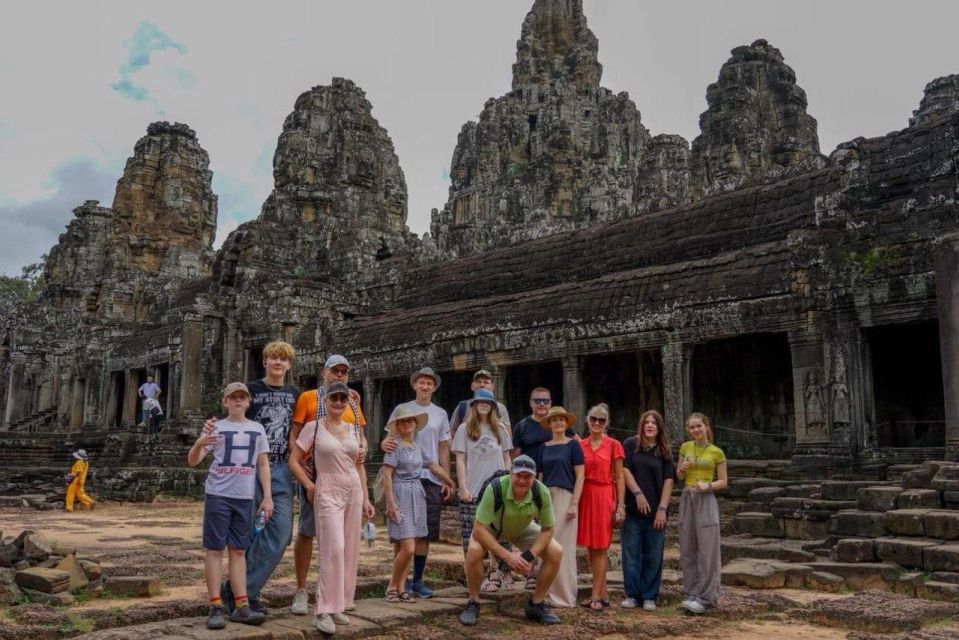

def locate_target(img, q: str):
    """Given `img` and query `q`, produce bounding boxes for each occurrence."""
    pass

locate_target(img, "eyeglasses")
[531,398,551,405]
[588,416,608,425]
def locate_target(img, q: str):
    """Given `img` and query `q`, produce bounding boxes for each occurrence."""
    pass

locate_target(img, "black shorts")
[203,494,253,551]
[422,479,443,542]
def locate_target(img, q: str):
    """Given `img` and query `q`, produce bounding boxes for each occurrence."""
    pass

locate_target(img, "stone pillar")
[69,378,86,427]
[661,341,691,448]
[181,318,204,412]
[490,364,508,407]
[561,356,586,426]
[363,376,384,450]
[935,232,959,459]
[122,370,139,426]
[3,354,25,427]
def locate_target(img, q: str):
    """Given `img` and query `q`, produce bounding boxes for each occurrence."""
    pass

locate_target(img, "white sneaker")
[331,612,350,625]
[314,613,336,634]
[291,589,309,615]
[683,600,706,614]
[344,603,356,612]
[620,597,638,608]
[643,599,656,611]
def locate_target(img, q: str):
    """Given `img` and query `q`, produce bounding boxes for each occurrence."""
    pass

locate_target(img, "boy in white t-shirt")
[188,382,273,630]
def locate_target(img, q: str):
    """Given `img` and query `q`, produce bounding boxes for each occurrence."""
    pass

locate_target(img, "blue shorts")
[297,481,315,537]
[203,494,254,551]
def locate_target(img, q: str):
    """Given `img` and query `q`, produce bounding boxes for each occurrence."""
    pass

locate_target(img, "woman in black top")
[620,410,674,611]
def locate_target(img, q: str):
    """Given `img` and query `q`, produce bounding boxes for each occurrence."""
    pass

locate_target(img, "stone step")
[820,480,896,502]
[830,510,887,538]
[858,486,904,512]
[103,575,163,597]
[14,567,70,593]
[875,537,943,569]
[733,512,784,538]
[727,477,793,500]
[722,535,816,562]
[898,489,944,509]
[882,508,959,539]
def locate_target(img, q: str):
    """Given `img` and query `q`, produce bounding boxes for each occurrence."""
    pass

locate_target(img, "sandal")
[398,590,416,603]
[481,570,500,593]
[525,575,536,591]
[589,598,605,612]
[386,589,400,603]
[500,571,515,589]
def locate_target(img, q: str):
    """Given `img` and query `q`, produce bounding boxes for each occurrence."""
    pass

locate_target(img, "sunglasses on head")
[588,416,608,425]
[531,398,551,405]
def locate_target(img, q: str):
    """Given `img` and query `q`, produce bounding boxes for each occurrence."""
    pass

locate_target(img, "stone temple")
[2,0,959,496]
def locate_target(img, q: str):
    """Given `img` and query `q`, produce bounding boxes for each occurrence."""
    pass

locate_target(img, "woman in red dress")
[577,403,625,611]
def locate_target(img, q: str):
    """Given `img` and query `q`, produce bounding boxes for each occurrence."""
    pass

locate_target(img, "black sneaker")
[249,598,269,615]
[459,599,481,626]
[229,606,266,626]
[207,604,227,630]
[524,599,560,625]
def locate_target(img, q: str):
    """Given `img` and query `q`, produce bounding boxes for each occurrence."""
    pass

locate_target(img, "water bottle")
[362,520,376,548]
[254,510,266,535]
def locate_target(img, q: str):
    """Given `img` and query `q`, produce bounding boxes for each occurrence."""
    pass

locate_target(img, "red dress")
[577,435,625,549]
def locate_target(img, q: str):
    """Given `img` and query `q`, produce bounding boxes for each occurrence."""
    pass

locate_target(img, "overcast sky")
[0,0,956,276]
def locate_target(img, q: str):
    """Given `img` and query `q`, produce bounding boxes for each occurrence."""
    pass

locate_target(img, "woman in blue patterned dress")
[382,405,455,602]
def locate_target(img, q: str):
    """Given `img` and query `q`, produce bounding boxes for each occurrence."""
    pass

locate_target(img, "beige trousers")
[546,486,579,607]
[678,489,722,606]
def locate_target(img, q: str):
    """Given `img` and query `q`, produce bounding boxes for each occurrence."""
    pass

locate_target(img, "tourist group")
[188,340,728,633]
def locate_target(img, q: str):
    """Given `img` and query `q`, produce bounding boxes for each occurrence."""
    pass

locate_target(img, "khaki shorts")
[502,521,541,550]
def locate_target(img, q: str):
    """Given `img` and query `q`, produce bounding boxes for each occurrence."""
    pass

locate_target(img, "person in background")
[536,406,584,608]
[64,449,95,511]
[620,410,673,611]
[576,403,625,611]
[380,405,455,602]
[676,412,727,615]
[137,375,161,427]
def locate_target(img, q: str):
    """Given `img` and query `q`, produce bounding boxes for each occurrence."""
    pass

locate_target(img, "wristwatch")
[520,549,536,563]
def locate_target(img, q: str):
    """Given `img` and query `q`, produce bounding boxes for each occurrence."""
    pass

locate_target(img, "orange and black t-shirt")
[292,388,366,428]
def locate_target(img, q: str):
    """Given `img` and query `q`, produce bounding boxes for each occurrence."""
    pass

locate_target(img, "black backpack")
[476,470,544,535]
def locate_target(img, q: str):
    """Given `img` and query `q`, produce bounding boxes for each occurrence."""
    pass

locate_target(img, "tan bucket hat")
[537,406,576,429]
[385,404,429,434]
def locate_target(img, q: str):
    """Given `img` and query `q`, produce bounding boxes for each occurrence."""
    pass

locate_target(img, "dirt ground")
[1,500,957,639]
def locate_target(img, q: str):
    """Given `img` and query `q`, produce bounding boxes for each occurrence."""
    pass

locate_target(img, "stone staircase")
[4,407,58,432]
[725,460,959,601]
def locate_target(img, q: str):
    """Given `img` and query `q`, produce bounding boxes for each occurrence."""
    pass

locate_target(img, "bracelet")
[520,549,536,563]
[633,490,643,497]
[656,506,667,512]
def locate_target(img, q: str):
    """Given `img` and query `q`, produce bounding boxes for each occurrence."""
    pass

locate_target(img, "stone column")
[2,353,25,427]
[661,341,691,448]
[935,232,959,459]
[122,370,140,426]
[69,377,86,427]
[561,356,586,425]
[363,376,384,450]
[180,318,204,412]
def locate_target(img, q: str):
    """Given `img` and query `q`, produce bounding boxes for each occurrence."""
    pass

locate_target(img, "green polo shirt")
[475,476,554,539]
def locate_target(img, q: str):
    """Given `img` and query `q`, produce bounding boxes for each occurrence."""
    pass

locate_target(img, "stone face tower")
[689,39,824,199]
[217,78,409,286]
[430,0,657,256]
[42,122,217,322]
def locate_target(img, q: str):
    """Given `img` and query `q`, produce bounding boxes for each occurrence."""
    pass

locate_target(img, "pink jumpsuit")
[297,420,363,615]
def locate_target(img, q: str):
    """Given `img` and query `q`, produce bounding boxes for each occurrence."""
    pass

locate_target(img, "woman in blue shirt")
[536,406,584,608]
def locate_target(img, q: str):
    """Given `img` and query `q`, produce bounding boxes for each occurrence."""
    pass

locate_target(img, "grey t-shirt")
[204,418,269,499]
[452,421,513,497]
[396,400,450,486]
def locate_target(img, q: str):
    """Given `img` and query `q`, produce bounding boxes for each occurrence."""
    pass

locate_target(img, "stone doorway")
[691,333,794,458]
[583,351,661,441]
[504,362,563,426]
[108,371,125,428]
[866,321,945,448]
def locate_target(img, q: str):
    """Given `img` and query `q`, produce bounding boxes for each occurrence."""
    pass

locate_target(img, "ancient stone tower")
[689,39,824,198]
[43,122,217,323]
[430,0,659,256]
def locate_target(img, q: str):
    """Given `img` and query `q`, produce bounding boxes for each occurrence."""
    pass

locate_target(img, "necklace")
[262,378,285,391]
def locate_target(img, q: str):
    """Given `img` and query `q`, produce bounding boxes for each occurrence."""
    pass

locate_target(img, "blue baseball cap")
[469,388,496,405]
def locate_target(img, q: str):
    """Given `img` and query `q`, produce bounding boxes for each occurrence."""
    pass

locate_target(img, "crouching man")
[459,455,562,626]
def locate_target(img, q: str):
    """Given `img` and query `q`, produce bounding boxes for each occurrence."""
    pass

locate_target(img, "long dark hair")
[637,410,670,459]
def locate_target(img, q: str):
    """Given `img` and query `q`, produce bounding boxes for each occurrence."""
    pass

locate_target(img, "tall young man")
[511,388,577,461]
[288,354,367,615]
[381,367,452,597]
[204,341,300,614]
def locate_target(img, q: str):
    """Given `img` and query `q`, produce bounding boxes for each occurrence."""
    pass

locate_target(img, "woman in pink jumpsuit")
[294,382,374,634]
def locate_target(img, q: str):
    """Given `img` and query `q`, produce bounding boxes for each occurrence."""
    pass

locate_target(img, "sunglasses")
[531,398,551,405]
[327,394,349,404]
[588,416,608,425]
